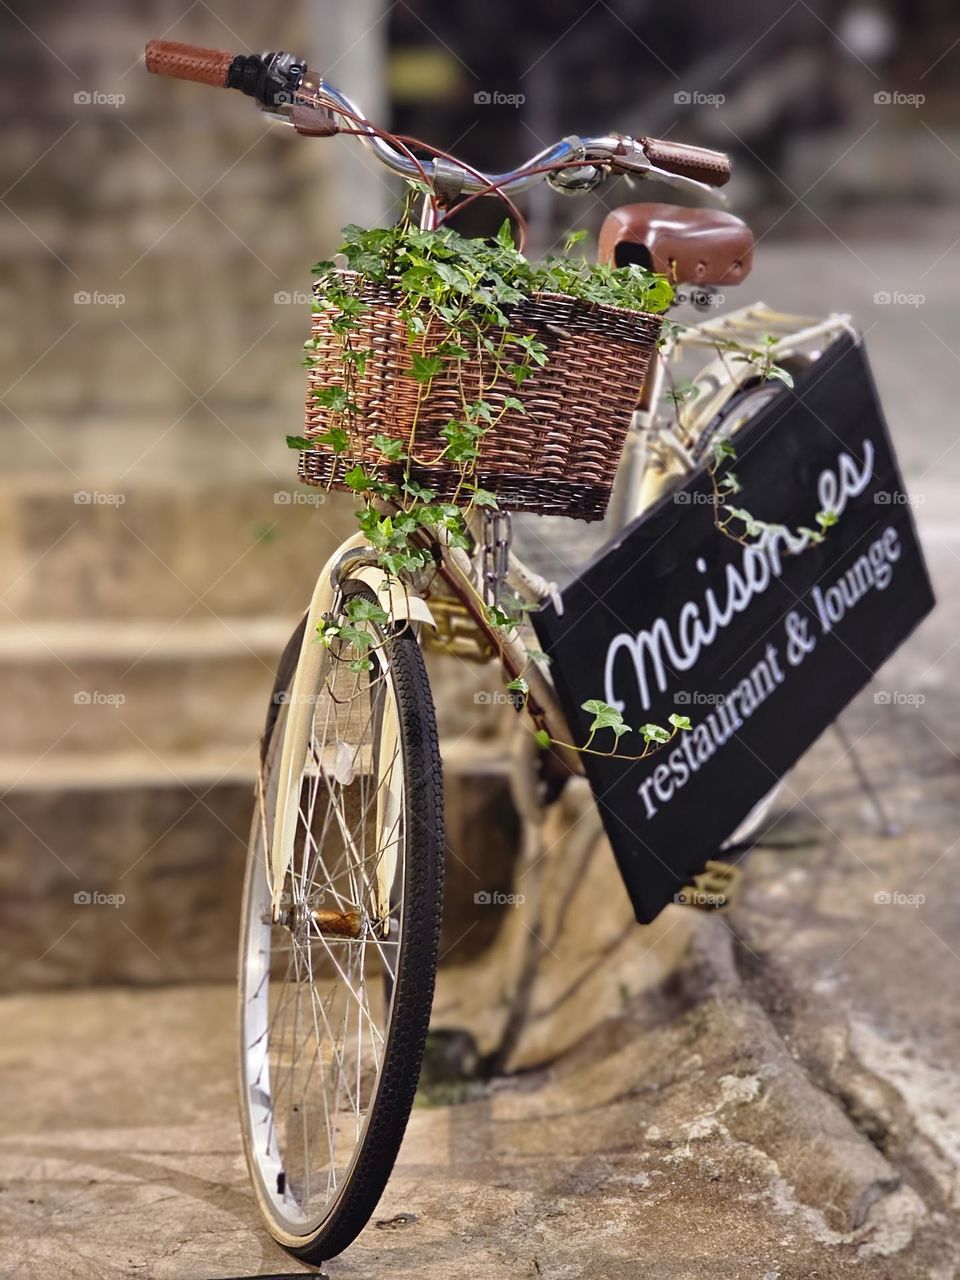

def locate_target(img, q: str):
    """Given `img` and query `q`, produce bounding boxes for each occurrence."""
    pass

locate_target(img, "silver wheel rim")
[240,630,406,1239]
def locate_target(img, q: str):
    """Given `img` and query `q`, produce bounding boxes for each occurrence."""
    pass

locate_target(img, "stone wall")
[2,1,339,482]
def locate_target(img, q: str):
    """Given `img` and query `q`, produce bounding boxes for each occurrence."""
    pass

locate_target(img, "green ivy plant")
[657,326,838,551]
[289,196,692,756]
[708,435,837,546]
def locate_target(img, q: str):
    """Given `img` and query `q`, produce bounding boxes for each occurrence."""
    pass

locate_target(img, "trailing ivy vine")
[290,200,826,760]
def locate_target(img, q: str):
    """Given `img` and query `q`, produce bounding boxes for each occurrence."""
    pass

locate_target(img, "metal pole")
[309,0,393,230]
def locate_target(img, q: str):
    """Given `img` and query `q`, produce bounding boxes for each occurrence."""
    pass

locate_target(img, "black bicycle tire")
[239,586,444,1263]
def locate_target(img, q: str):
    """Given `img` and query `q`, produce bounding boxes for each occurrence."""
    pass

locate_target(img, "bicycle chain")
[481,509,512,609]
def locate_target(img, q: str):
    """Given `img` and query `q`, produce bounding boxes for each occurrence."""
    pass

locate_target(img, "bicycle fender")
[350,564,436,628]
[268,539,434,914]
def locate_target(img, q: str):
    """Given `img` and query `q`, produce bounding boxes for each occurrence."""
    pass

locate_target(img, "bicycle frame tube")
[606,345,668,529]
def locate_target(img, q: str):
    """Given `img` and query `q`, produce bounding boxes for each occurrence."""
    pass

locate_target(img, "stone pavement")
[3,526,960,1278]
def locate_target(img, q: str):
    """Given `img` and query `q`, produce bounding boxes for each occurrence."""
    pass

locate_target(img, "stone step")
[0,740,518,992]
[0,618,292,757]
[0,478,356,621]
[0,614,507,755]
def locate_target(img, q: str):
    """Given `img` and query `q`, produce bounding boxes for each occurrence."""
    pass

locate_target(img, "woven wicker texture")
[297,272,662,521]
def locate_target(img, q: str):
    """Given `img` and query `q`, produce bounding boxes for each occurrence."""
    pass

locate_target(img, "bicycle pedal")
[675,859,741,911]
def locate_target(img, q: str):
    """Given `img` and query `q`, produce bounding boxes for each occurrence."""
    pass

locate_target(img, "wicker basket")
[297,271,662,521]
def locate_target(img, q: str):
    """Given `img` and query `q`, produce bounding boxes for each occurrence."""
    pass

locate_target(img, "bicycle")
[146,38,854,1265]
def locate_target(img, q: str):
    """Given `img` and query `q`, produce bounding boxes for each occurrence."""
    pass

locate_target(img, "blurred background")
[1,0,958,986]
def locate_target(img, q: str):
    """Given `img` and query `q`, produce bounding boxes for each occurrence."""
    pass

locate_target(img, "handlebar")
[145,40,732,201]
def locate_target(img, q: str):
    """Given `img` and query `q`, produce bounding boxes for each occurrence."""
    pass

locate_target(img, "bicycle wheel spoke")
[240,601,440,1249]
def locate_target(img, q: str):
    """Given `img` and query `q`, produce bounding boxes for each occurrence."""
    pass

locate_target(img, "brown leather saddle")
[598,202,754,287]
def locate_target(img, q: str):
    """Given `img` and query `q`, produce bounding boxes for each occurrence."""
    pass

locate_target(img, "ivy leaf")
[344,465,372,491]
[485,605,515,630]
[371,434,407,462]
[816,509,838,530]
[534,729,552,749]
[525,647,551,665]
[516,335,549,366]
[435,341,469,359]
[668,713,692,731]
[402,479,436,502]
[508,363,535,387]
[468,400,495,424]
[339,624,374,650]
[724,506,764,538]
[501,395,526,414]
[408,353,445,383]
[497,218,516,250]
[470,487,499,509]
[348,658,375,673]
[378,548,429,576]
[582,699,631,739]
[344,348,372,375]
[506,676,529,708]
[286,435,313,450]
[315,428,350,453]
[313,385,351,412]
[640,723,671,745]
[441,420,480,462]
[766,365,795,388]
[333,295,366,319]
[345,597,390,626]
[710,438,737,464]
[434,262,472,293]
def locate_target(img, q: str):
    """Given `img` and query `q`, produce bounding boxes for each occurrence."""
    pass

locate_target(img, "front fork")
[266,536,436,917]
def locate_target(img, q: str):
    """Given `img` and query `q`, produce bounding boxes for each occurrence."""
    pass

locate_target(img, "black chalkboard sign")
[533,335,935,923]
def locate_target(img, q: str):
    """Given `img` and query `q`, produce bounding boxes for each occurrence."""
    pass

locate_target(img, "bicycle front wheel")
[238,583,444,1263]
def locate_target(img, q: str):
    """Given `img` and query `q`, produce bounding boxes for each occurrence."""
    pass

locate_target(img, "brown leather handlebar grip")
[145,39,235,87]
[640,137,732,188]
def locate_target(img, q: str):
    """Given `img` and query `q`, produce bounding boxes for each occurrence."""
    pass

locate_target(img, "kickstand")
[833,718,900,838]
